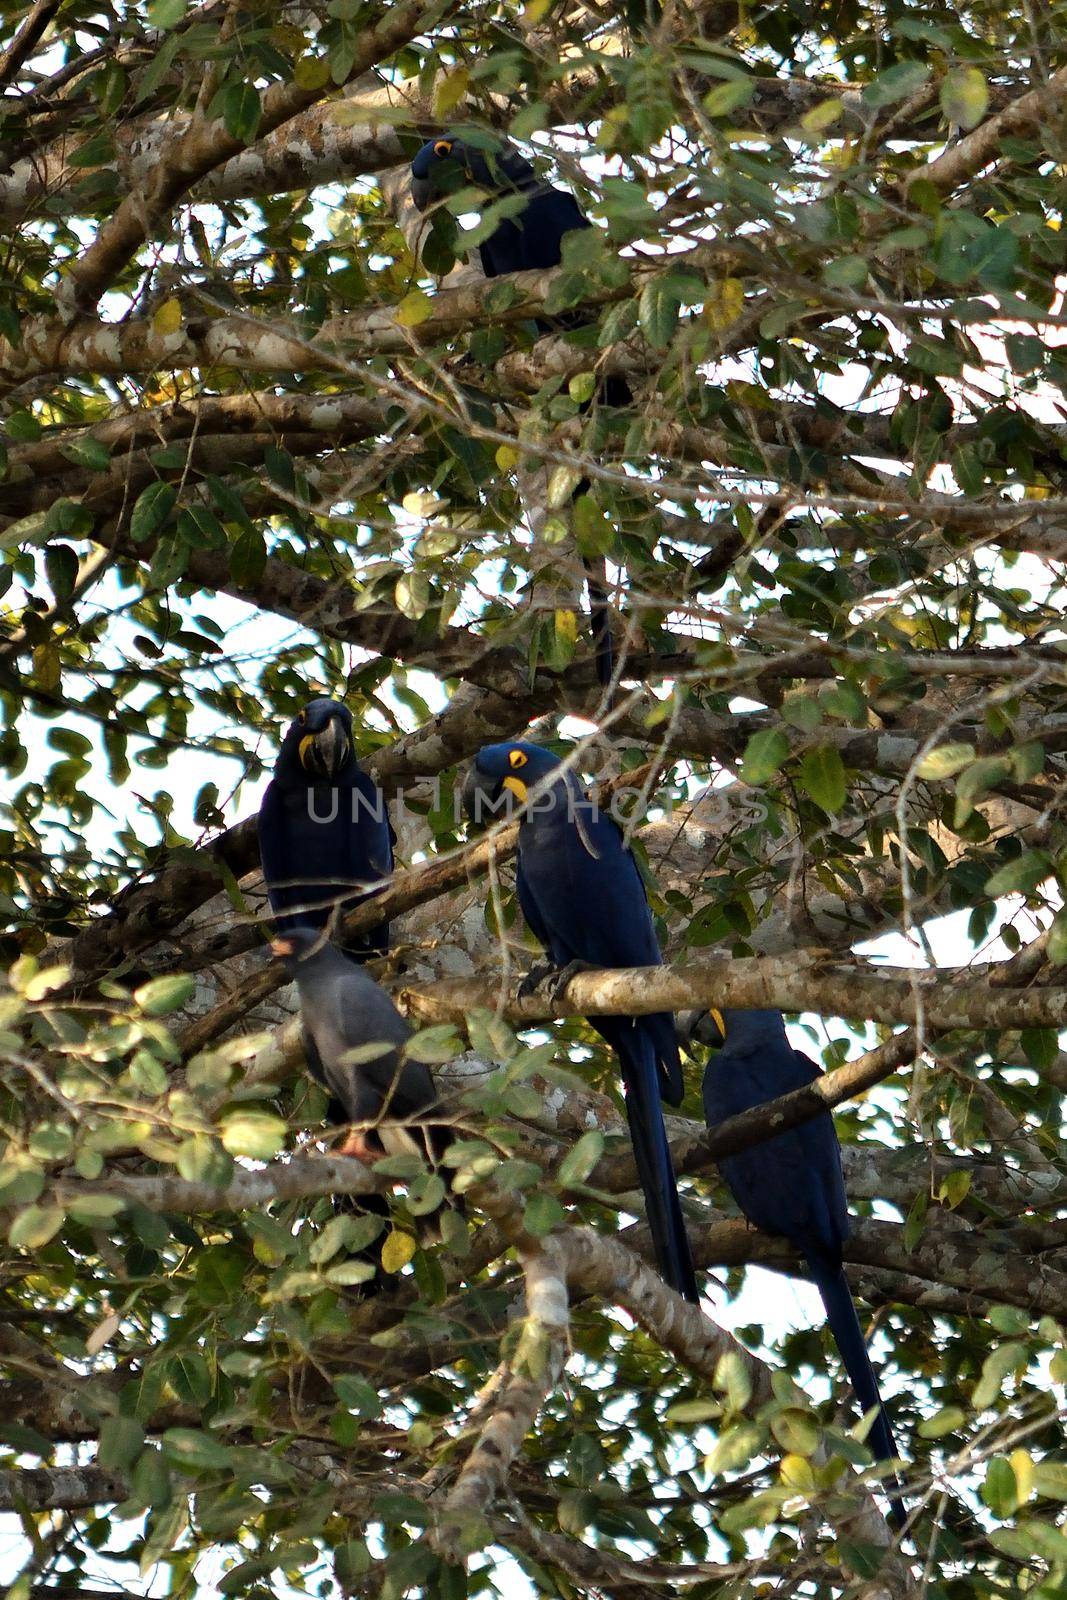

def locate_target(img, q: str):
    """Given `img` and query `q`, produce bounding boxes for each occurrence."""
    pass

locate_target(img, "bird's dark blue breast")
[258,766,392,945]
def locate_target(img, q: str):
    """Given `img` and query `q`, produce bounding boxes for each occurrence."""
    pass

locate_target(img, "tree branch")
[401,951,1067,1034]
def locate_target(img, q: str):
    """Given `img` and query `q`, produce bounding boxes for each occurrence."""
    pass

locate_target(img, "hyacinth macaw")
[701,1006,906,1528]
[463,740,699,1303]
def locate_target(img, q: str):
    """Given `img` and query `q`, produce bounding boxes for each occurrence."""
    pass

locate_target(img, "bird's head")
[461,741,563,826]
[271,925,331,969]
[277,697,354,780]
[410,132,536,212]
[684,1007,787,1049]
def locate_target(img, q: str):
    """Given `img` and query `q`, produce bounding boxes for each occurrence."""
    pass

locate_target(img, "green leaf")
[221,82,262,145]
[1033,1461,1067,1501]
[333,1374,381,1418]
[230,525,266,588]
[130,482,176,543]
[135,974,196,1015]
[769,1407,819,1456]
[523,1191,567,1236]
[940,67,989,131]
[983,1455,1021,1519]
[147,0,188,24]
[862,61,930,109]
[703,77,755,117]
[175,1136,234,1187]
[781,693,823,732]
[404,1025,462,1064]
[219,1109,287,1160]
[573,495,613,558]
[665,1398,720,1424]
[99,1414,146,1471]
[915,742,976,780]
[638,277,681,349]
[556,1130,604,1187]
[162,1428,233,1471]
[918,1405,965,1439]
[9,1205,64,1249]
[985,850,1051,898]
[799,745,847,814]
[1047,910,1067,967]
[973,1342,1025,1411]
[705,1422,762,1474]
[740,728,789,785]
[168,1352,213,1406]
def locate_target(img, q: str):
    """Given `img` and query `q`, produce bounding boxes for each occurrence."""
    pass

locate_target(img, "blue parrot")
[258,696,394,959]
[701,1007,906,1528]
[410,132,629,692]
[462,740,699,1304]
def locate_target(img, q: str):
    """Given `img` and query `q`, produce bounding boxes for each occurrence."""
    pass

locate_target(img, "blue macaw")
[410,132,629,691]
[462,740,699,1303]
[258,697,394,959]
[701,1007,906,1528]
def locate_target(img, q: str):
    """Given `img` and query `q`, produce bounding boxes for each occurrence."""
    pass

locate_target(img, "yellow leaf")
[495,444,521,471]
[395,290,435,328]
[780,1453,817,1492]
[293,55,330,91]
[152,298,182,336]
[269,23,305,51]
[381,1230,416,1273]
[940,67,989,132]
[433,67,469,120]
[800,97,843,136]
[554,609,578,646]
[1011,1447,1034,1506]
[523,0,553,21]
[704,277,744,332]
[32,643,60,692]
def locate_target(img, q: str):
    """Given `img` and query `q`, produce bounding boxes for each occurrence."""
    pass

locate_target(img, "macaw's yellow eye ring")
[509,749,527,769]
[297,709,306,723]
[434,139,453,157]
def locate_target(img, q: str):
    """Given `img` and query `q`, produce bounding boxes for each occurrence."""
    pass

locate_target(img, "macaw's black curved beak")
[677,1008,727,1050]
[410,175,433,212]
[462,763,511,827]
[299,716,350,779]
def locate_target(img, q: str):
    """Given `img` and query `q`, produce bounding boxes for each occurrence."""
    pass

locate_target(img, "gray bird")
[272,926,453,1173]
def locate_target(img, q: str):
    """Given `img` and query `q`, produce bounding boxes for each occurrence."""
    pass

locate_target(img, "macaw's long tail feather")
[812,1261,907,1530]
[582,555,615,694]
[619,1038,700,1304]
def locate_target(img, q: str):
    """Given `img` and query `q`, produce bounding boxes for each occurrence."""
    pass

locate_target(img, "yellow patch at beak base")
[502,775,528,802]
[709,1007,726,1041]
[298,733,316,769]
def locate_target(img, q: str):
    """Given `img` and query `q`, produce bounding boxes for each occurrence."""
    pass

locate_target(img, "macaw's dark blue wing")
[258,768,394,959]
[517,794,697,1303]
[476,186,591,277]
[703,1029,905,1527]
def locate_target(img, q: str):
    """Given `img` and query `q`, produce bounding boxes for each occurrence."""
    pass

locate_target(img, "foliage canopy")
[1,0,1067,1596]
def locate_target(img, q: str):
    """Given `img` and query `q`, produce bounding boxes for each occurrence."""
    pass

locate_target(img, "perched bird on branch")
[700,1007,906,1528]
[274,927,456,1231]
[258,696,394,958]
[463,740,700,1304]
[410,131,626,694]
